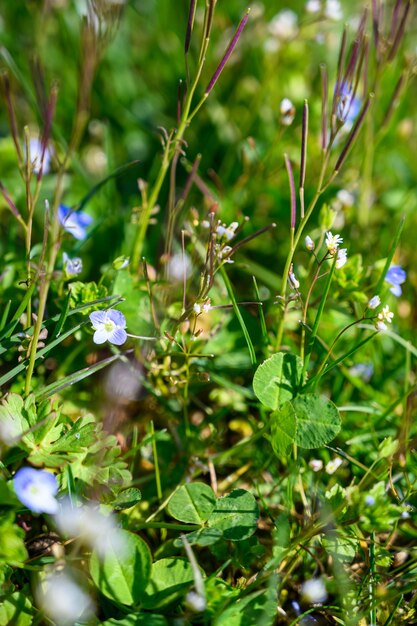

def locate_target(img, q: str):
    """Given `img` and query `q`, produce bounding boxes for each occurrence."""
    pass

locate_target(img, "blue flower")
[13,467,59,514]
[58,204,93,241]
[336,82,361,128]
[89,309,127,346]
[63,252,83,277]
[385,265,406,296]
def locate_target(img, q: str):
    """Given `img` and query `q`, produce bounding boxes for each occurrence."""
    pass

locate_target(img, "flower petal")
[389,284,402,297]
[93,329,109,344]
[89,311,108,328]
[108,328,127,346]
[106,309,126,327]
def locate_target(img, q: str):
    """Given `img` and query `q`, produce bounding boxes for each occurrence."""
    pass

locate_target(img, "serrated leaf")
[207,489,259,541]
[253,352,303,410]
[140,558,195,609]
[167,483,216,524]
[112,488,142,511]
[90,530,151,606]
[292,394,341,449]
[269,403,296,457]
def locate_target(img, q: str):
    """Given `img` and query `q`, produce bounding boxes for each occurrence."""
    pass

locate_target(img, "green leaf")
[0,591,34,626]
[253,352,303,411]
[167,483,216,524]
[140,557,195,609]
[112,488,142,511]
[292,394,341,449]
[174,527,223,548]
[112,272,153,337]
[0,394,30,446]
[207,489,259,541]
[100,615,168,626]
[213,581,278,626]
[269,403,296,457]
[0,513,28,565]
[90,530,151,606]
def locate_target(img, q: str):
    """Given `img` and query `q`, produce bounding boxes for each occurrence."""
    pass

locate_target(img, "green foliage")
[140,558,195,609]
[90,530,152,606]
[253,352,304,410]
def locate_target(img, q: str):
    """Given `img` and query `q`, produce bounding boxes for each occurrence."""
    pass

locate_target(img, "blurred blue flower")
[89,309,127,346]
[63,252,83,277]
[58,204,93,241]
[385,265,406,296]
[13,467,59,514]
[336,82,361,128]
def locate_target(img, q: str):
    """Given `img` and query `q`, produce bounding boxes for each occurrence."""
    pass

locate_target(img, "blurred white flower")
[325,457,343,474]
[305,235,315,251]
[268,10,298,40]
[37,572,94,625]
[55,501,126,558]
[368,295,381,310]
[301,577,328,604]
[337,189,354,207]
[335,247,347,269]
[309,459,323,472]
[167,252,192,282]
[193,303,201,315]
[288,269,300,290]
[325,0,342,20]
[104,359,143,403]
[306,0,321,12]
[29,137,51,175]
[186,591,206,613]
[216,221,238,241]
[280,98,296,126]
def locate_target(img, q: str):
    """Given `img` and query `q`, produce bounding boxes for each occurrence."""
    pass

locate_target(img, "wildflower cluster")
[325,231,347,268]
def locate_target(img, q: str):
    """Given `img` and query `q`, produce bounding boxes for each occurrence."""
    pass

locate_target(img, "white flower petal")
[93,328,109,344]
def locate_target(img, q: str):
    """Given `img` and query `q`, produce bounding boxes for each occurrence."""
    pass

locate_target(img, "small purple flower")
[58,204,93,241]
[13,467,59,514]
[89,309,127,346]
[385,265,406,296]
[63,252,83,277]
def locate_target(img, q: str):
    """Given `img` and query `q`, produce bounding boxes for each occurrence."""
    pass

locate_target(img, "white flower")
[216,221,238,241]
[305,235,315,251]
[368,295,381,310]
[89,309,127,345]
[186,591,206,613]
[202,300,211,313]
[269,10,298,40]
[280,98,296,126]
[193,303,201,315]
[288,269,300,290]
[29,137,52,174]
[337,189,354,207]
[335,247,347,269]
[325,457,343,474]
[325,0,342,20]
[36,572,94,625]
[325,231,343,255]
[375,305,394,332]
[306,0,321,12]
[301,578,328,604]
[309,459,323,472]
[167,252,192,282]
[55,501,126,558]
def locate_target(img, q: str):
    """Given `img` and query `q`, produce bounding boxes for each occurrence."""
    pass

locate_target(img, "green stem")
[301,255,336,381]
[275,150,331,350]
[151,420,162,501]
[131,38,210,269]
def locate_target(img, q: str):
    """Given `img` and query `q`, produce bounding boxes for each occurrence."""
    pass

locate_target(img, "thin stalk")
[151,420,162,501]
[301,255,337,381]
[275,150,331,350]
